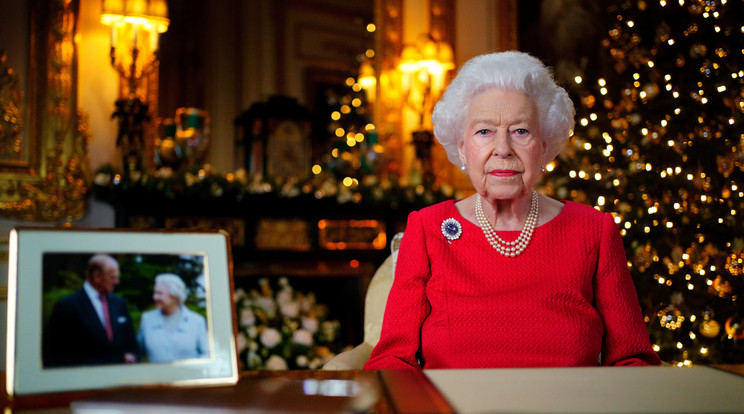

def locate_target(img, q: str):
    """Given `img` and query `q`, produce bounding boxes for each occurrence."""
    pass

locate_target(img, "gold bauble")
[158,138,180,166]
[725,315,744,340]
[699,319,720,338]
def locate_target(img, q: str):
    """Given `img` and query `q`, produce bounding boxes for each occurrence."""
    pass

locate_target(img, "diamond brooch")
[441,218,462,243]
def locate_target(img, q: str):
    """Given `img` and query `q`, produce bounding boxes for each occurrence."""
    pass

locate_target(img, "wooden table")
[3,366,744,413]
[1,369,452,413]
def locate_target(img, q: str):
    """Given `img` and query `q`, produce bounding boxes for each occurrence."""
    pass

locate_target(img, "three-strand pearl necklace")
[474,190,539,257]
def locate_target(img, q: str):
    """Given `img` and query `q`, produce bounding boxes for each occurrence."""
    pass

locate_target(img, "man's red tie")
[100,294,114,342]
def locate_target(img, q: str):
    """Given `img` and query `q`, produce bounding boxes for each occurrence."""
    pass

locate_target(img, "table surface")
[2,365,744,413]
[425,365,744,414]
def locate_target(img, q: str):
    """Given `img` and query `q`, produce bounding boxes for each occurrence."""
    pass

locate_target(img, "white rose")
[240,308,255,326]
[301,317,319,333]
[255,297,276,315]
[277,288,293,305]
[296,355,309,368]
[265,355,288,370]
[236,333,247,352]
[247,325,258,339]
[280,301,300,318]
[292,328,314,347]
[260,328,282,348]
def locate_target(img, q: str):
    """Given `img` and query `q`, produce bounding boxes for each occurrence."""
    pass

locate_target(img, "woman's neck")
[162,305,180,316]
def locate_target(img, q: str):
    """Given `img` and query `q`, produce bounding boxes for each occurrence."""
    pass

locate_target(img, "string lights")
[544,0,744,365]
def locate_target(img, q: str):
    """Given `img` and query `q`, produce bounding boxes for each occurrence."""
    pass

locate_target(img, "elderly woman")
[364,51,661,370]
[138,273,209,363]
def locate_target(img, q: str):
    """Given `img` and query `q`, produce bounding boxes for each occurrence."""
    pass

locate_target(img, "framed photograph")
[5,228,239,396]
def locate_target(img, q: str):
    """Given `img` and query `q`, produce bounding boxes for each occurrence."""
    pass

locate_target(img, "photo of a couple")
[41,253,210,368]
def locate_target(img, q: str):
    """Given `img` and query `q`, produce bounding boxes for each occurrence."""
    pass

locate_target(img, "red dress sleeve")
[595,212,662,366]
[364,211,431,370]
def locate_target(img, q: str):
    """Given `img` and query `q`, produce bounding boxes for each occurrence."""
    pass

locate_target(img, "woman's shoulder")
[562,200,608,219]
[415,199,457,221]
[139,309,160,325]
[182,306,206,321]
[557,200,617,233]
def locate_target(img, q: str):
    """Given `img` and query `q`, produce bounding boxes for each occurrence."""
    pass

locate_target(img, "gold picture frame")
[0,0,89,222]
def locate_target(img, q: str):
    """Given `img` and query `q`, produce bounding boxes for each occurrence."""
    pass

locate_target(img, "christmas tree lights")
[543,0,744,364]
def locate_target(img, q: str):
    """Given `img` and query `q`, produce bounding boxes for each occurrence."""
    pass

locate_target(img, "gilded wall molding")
[430,0,455,46]
[0,51,24,165]
[0,0,89,222]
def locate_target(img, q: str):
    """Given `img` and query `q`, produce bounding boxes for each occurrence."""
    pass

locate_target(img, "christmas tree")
[320,74,381,183]
[542,0,744,365]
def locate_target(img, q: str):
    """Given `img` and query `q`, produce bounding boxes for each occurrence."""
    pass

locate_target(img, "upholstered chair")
[322,233,403,370]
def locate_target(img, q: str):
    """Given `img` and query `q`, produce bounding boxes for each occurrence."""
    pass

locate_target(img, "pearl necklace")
[475,190,539,257]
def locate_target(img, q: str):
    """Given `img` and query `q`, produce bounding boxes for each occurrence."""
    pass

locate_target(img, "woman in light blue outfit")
[138,273,209,363]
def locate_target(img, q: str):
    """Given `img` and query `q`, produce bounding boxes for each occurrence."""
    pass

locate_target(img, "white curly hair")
[431,51,575,168]
[155,273,187,305]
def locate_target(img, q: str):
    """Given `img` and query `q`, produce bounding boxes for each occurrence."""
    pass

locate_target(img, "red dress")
[364,200,661,370]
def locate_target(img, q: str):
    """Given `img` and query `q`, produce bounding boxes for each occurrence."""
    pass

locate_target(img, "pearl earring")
[460,165,467,172]
[541,165,546,173]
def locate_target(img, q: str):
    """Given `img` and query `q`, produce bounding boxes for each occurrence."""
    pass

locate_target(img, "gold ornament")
[725,315,744,340]
[699,319,721,339]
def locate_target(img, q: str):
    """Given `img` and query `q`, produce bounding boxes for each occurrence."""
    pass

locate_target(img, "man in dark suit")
[43,254,138,367]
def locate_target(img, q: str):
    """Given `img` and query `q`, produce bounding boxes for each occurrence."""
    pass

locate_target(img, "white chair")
[322,232,402,370]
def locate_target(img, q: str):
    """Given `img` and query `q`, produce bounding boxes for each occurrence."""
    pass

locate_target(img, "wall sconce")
[398,33,454,128]
[100,0,169,174]
[100,0,169,96]
[398,33,453,184]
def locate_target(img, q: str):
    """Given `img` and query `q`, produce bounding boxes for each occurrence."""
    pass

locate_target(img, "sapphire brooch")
[441,218,462,243]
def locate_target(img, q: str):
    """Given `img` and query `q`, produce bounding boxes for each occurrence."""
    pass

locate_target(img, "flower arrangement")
[234,277,345,370]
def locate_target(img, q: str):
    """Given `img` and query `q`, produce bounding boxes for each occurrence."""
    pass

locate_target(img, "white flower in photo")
[277,288,293,305]
[280,301,300,318]
[265,355,288,370]
[234,288,247,302]
[302,316,319,333]
[260,327,282,348]
[255,296,277,315]
[296,355,309,368]
[236,332,248,352]
[292,329,314,347]
[240,308,255,326]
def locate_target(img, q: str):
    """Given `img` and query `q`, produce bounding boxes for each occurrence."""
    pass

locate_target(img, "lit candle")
[149,30,158,53]
[110,25,117,48]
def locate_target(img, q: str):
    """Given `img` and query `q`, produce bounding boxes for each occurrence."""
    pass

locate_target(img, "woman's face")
[153,283,179,314]
[458,87,546,201]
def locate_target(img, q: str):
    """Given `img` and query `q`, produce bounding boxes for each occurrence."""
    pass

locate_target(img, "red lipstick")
[489,169,519,177]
